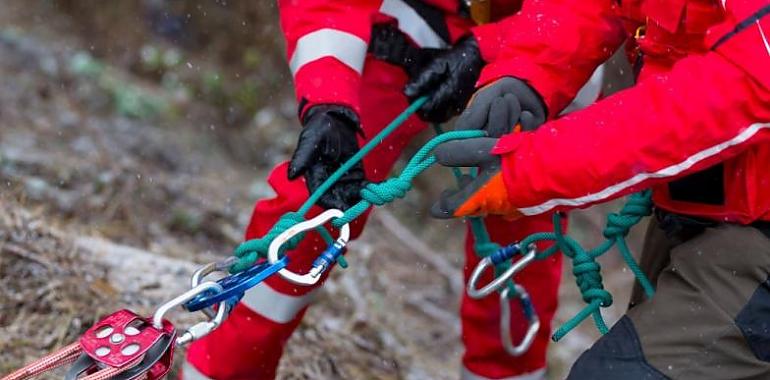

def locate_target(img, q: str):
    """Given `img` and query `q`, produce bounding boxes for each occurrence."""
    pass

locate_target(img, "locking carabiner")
[467,243,536,299]
[499,284,540,357]
[184,256,289,316]
[267,209,351,286]
[152,281,228,346]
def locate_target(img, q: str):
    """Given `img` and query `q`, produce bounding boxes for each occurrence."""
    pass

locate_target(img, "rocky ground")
[0,2,644,379]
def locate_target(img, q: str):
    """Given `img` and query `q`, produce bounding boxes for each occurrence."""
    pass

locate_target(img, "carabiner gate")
[152,281,228,346]
[267,209,351,286]
[467,244,536,299]
[500,284,540,356]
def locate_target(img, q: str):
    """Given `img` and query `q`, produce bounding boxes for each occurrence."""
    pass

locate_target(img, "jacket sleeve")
[476,0,627,115]
[278,0,380,119]
[491,49,770,217]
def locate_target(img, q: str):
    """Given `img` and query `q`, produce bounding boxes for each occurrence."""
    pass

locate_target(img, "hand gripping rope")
[3,97,656,379]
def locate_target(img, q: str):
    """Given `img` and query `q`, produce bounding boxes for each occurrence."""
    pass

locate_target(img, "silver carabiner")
[152,281,228,346]
[467,244,536,299]
[191,256,237,288]
[267,209,351,286]
[189,257,238,319]
[500,284,540,357]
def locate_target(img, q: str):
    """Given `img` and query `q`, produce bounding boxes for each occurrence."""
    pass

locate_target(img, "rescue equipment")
[2,98,653,379]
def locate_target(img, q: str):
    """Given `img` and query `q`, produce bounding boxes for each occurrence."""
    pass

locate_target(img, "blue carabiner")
[489,243,521,265]
[184,256,289,312]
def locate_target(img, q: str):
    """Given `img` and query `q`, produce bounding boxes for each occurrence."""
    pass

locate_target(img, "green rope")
[297,97,430,216]
[228,97,655,344]
[331,129,485,227]
[230,97,485,271]
[520,191,655,341]
[430,124,518,296]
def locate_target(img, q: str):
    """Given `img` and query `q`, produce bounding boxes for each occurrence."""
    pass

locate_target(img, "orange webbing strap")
[2,342,82,380]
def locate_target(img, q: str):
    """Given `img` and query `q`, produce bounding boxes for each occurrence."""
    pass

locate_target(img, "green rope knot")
[572,252,612,307]
[230,212,306,273]
[603,190,653,239]
[361,178,412,206]
[551,248,612,342]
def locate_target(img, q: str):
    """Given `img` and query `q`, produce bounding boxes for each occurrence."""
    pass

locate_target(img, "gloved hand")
[430,136,524,219]
[456,77,546,137]
[287,105,366,210]
[403,35,484,123]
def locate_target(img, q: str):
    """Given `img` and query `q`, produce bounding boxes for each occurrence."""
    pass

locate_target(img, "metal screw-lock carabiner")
[500,284,540,356]
[152,281,228,346]
[467,243,536,299]
[267,209,351,286]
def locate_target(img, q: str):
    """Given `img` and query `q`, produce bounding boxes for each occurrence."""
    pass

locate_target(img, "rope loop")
[230,212,306,273]
[361,178,412,206]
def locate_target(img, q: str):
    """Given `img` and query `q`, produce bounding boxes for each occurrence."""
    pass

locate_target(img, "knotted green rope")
[332,129,485,227]
[520,190,655,341]
[228,97,655,344]
[230,97,485,271]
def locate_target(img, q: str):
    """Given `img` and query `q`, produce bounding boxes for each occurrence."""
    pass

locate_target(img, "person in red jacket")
[430,0,770,378]
[180,1,601,379]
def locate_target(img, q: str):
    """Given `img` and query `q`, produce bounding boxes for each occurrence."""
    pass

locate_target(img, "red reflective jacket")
[486,0,770,223]
[277,0,524,118]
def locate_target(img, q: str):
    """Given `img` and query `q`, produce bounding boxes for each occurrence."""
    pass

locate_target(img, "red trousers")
[184,58,562,380]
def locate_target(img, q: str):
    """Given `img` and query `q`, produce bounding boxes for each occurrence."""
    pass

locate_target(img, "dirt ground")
[0,2,643,379]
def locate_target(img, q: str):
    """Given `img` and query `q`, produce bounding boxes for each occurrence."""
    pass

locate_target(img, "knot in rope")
[230,212,306,273]
[571,251,613,307]
[603,190,653,239]
[361,178,412,206]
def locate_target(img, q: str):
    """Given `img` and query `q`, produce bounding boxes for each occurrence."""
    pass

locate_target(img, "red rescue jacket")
[277,0,525,118]
[485,0,770,224]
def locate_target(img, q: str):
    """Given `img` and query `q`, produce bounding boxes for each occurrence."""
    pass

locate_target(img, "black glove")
[403,35,484,123]
[287,105,366,211]
[456,77,547,137]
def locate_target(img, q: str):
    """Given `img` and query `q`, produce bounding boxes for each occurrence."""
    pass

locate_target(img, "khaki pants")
[568,221,770,379]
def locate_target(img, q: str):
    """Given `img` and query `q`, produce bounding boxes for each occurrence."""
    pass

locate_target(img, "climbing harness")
[3,97,655,378]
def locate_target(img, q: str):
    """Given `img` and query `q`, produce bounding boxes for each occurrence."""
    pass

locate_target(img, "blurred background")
[0,1,642,379]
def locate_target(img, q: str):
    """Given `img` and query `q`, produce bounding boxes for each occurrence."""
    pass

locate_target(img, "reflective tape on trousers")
[240,281,319,324]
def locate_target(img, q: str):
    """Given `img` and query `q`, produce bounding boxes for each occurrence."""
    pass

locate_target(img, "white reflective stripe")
[518,122,770,216]
[461,366,546,380]
[182,360,214,380]
[380,0,448,49]
[289,28,367,76]
[756,20,770,57]
[240,281,319,324]
[560,64,605,115]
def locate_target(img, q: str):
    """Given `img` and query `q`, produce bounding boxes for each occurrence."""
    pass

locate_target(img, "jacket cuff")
[478,57,575,117]
[491,132,537,213]
[471,22,503,63]
[294,57,362,120]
